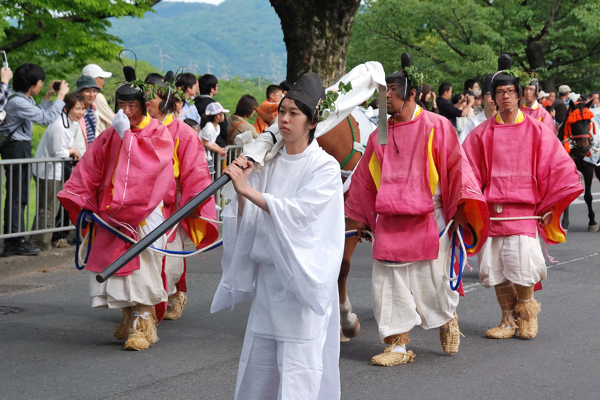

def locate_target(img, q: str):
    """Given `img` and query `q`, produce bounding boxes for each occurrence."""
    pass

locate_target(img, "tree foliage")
[348,0,600,93]
[0,0,161,76]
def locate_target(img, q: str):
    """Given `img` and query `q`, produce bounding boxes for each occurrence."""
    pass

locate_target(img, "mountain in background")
[108,0,286,81]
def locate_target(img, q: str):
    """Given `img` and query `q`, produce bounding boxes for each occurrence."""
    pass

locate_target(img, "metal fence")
[0,157,75,240]
[214,145,243,212]
[0,146,244,240]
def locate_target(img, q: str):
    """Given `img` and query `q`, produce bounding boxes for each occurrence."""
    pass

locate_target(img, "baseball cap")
[82,64,112,79]
[537,90,549,99]
[558,85,571,95]
[205,102,230,115]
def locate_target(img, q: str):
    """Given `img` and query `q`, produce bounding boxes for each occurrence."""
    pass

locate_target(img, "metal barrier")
[0,146,243,240]
[213,145,243,213]
[0,157,75,240]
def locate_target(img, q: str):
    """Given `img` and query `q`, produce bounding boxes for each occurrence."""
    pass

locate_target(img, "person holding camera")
[0,63,68,257]
[0,66,13,113]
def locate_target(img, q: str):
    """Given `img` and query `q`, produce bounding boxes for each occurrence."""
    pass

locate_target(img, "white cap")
[568,92,580,104]
[81,64,112,78]
[205,102,230,116]
[558,85,571,95]
[537,90,549,99]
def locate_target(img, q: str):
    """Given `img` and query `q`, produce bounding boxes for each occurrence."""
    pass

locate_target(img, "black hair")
[438,81,452,97]
[145,73,164,84]
[154,86,176,114]
[266,85,282,100]
[183,118,199,129]
[198,74,218,95]
[175,73,197,93]
[368,99,379,109]
[464,78,478,92]
[200,113,220,129]
[545,105,555,113]
[13,63,46,93]
[590,91,599,97]
[279,80,293,93]
[452,93,463,105]
[234,94,259,117]
[61,92,85,128]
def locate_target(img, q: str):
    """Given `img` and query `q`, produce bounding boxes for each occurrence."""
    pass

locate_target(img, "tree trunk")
[526,40,555,90]
[270,0,361,87]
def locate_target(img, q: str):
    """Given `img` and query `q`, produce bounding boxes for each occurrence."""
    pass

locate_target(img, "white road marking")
[548,252,599,268]
[571,192,600,205]
[460,253,598,294]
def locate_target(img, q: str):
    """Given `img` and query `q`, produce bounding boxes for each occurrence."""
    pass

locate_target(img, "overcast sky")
[163,0,225,4]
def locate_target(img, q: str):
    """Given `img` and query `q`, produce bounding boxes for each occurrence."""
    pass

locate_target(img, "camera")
[52,81,62,91]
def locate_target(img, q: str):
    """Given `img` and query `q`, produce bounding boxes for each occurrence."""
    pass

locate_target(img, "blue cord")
[74,210,93,270]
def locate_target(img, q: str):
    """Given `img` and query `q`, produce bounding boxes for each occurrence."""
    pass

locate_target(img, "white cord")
[490,211,552,221]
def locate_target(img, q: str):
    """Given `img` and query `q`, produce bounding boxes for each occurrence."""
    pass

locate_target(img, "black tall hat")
[482,73,495,96]
[284,72,326,116]
[385,52,412,85]
[116,66,146,102]
[491,54,519,90]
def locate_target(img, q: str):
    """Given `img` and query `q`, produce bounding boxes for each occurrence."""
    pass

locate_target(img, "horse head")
[561,99,596,160]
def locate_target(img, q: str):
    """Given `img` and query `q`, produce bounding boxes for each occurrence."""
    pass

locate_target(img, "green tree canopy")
[348,0,600,93]
[0,0,160,76]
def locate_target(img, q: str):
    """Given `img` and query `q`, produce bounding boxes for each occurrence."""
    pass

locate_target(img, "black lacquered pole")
[96,174,231,283]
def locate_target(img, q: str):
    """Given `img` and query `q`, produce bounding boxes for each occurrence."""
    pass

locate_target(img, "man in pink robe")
[145,75,219,320]
[58,68,175,351]
[462,55,583,340]
[345,54,489,366]
[520,78,557,134]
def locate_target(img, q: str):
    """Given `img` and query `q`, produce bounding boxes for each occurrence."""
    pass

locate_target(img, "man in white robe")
[211,73,345,400]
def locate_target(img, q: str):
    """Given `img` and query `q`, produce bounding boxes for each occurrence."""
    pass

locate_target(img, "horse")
[558,100,600,232]
[317,110,372,342]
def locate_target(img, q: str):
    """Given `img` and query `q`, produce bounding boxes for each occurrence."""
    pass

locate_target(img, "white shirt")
[33,116,86,180]
[200,122,220,162]
[459,111,490,144]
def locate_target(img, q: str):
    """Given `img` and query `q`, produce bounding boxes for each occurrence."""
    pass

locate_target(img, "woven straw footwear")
[163,291,187,320]
[371,348,415,366]
[124,306,159,351]
[515,298,541,339]
[371,333,415,366]
[113,308,132,340]
[485,311,517,339]
[440,311,462,354]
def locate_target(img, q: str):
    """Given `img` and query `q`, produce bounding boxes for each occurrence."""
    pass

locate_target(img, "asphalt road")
[1,185,600,400]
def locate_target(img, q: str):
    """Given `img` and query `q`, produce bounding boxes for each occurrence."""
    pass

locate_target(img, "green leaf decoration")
[318,81,353,122]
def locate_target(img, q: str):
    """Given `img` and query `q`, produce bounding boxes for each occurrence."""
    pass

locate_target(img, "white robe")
[211,140,345,400]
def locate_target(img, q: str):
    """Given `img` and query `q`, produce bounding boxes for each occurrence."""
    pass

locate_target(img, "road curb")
[0,246,75,279]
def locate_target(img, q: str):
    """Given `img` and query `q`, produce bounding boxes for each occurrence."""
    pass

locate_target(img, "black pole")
[96,174,231,283]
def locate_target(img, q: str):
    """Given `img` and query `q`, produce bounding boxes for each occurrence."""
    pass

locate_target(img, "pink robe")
[163,117,219,248]
[462,115,583,244]
[58,118,175,275]
[520,103,556,134]
[161,117,219,294]
[345,110,489,263]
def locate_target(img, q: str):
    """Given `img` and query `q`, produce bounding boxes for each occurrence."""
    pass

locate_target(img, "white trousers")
[371,239,459,342]
[478,235,547,288]
[89,205,168,308]
[235,301,340,400]
[164,228,185,296]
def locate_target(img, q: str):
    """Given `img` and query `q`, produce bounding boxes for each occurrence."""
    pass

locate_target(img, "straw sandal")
[164,291,188,320]
[440,311,463,354]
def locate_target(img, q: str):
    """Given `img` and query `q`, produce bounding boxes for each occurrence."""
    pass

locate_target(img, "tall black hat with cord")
[114,51,148,115]
[491,54,520,98]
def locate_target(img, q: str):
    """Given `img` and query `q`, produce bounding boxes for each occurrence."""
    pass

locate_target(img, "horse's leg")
[562,205,570,233]
[339,218,361,341]
[583,164,598,231]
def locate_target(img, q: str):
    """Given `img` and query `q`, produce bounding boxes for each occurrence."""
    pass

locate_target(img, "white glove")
[112,109,130,139]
